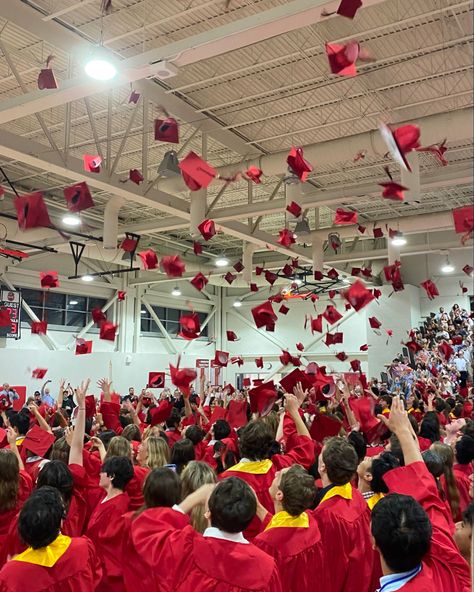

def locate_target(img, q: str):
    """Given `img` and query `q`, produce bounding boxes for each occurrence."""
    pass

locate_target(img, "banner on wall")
[11,386,26,411]
[0,290,21,339]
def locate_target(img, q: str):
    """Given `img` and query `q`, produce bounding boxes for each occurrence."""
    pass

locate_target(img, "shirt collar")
[203,527,249,544]
[378,565,422,592]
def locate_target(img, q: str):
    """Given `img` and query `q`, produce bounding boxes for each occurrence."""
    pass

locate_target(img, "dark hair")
[36,460,74,510]
[431,442,460,521]
[170,439,195,475]
[208,477,256,533]
[371,452,400,494]
[422,450,444,479]
[455,435,474,465]
[214,441,237,475]
[322,437,357,485]
[101,456,134,490]
[9,410,30,436]
[97,430,117,450]
[0,450,20,511]
[388,435,405,466]
[18,487,65,549]
[143,468,181,508]
[238,421,273,461]
[119,414,133,429]
[166,408,181,429]
[419,412,440,443]
[347,431,367,464]
[213,419,231,441]
[380,395,392,407]
[407,414,419,435]
[280,465,316,516]
[371,494,432,572]
[185,425,205,446]
[463,502,474,526]
[435,399,446,414]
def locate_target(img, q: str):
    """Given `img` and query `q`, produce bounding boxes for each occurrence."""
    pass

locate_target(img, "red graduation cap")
[83,154,102,173]
[379,123,421,171]
[15,192,51,230]
[31,321,47,335]
[328,289,337,299]
[314,270,324,281]
[233,260,244,273]
[179,313,201,340]
[334,208,358,225]
[249,381,277,416]
[323,304,342,324]
[128,90,140,104]
[462,264,473,276]
[312,368,336,400]
[91,307,107,325]
[213,350,229,367]
[420,279,439,300]
[32,368,47,379]
[416,139,448,166]
[121,235,139,253]
[325,42,359,77]
[452,206,474,236]
[252,300,277,330]
[161,255,185,278]
[279,304,290,315]
[117,290,126,301]
[226,330,239,342]
[40,271,59,289]
[231,356,244,367]
[405,339,422,353]
[250,282,259,292]
[224,271,236,285]
[296,342,304,351]
[325,332,343,346]
[280,368,313,394]
[349,397,383,443]
[198,219,216,241]
[282,264,293,277]
[75,339,92,355]
[380,181,408,201]
[255,357,264,369]
[170,360,197,396]
[99,321,118,342]
[37,55,58,90]
[242,377,251,387]
[129,169,144,185]
[373,289,382,299]
[310,413,342,442]
[286,201,302,218]
[150,401,174,426]
[180,152,216,191]
[287,146,313,182]
[343,280,375,311]
[452,335,463,345]
[138,249,159,270]
[147,372,165,389]
[326,268,339,280]
[361,268,372,279]
[63,181,94,213]
[278,228,296,248]
[460,282,468,294]
[190,272,209,292]
[360,344,369,351]
[336,352,348,361]
[336,0,363,19]
[154,117,179,144]
[383,261,404,292]
[373,227,384,239]
[265,270,278,286]
[369,316,381,329]
[350,359,361,372]
[193,242,203,255]
[279,350,293,366]
[438,340,454,361]
[351,267,362,278]
[23,425,55,457]
[85,395,96,419]
[358,225,366,234]
[245,166,263,184]
[311,315,323,334]
[255,266,264,276]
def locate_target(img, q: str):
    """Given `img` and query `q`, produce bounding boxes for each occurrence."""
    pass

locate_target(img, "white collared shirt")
[203,527,249,544]
[377,565,422,592]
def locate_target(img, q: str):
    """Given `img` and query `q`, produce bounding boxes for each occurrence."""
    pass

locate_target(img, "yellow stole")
[265,511,309,530]
[367,492,384,511]
[320,482,353,504]
[228,459,273,475]
[13,534,71,567]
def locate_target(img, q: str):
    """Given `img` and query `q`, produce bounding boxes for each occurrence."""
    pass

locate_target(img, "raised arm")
[378,395,422,465]
[57,378,66,409]
[287,386,310,438]
[98,378,112,403]
[69,379,90,467]
[6,427,24,470]
[28,403,53,434]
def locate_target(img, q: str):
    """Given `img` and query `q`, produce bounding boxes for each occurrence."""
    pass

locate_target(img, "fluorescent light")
[81,274,94,282]
[84,58,117,81]
[69,300,78,306]
[215,257,229,267]
[171,286,182,296]
[140,310,146,315]
[233,300,242,308]
[441,262,455,273]
[62,215,81,227]
[391,231,407,246]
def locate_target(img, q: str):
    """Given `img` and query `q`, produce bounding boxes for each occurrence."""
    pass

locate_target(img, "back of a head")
[455,434,474,465]
[50,437,70,464]
[371,452,400,494]
[98,430,117,450]
[143,467,181,508]
[239,420,273,461]
[36,460,74,507]
[19,487,65,549]
[388,434,405,466]
[280,465,316,516]
[105,436,132,460]
[208,477,256,533]
[146,436,170,469]
[419,412,440,443]
[322,437,358,485]
[0,450,20,511]
[9,410,30,436]
[213,419,231,441]
[181,460,217,499]
[101,456,134,491]
[170,438,195,472]
[371,494,432,572]
[185,425,205,446]
[166,408,181,429]
[121,423,142,442]
[422,450,444,479]
[347,431,367,464]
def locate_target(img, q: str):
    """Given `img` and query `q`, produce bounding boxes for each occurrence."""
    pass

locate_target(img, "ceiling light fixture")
[441,256,455,273]
[140,309,147,315]
[294,218,311,236]
[69,300,78,306]
[81,274,94,282]
[233,300,242,308]
[84,57,117,81]
[62,214,81,227]
[391,231,407,246]
[215,257,229,267]
[171,286,182,296]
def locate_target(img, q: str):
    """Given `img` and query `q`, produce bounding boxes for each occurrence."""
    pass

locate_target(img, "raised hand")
[293,382,308,405]
[5,427,17,447]
[377,395,409,435]
[285,392,300,415]
[97,378,111,394]
[76,379,90,407]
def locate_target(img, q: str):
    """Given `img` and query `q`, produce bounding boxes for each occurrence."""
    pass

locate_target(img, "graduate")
[0,487,101,592]
[130,477,282,591]
[254,465,327,592]
[357,452,400,510]
[454,503,474,564]
[453,434,474,515]
[373,395,471,591]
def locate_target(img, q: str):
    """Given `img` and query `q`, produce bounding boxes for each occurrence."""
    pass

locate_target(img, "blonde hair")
[181,461,217,533]
[145,437,170,469]
[105,436,132,460]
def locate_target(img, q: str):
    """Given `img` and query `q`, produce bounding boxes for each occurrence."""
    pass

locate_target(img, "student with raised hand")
[372,395,471,591]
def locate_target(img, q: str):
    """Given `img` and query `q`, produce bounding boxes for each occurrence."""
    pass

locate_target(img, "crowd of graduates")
[0,303,472,592]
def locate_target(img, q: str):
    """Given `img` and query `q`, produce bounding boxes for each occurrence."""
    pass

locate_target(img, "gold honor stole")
[13,534,71,567]
[367,492,384,511]
[265,511,309,530]
[320,482,353,504]
[228,459,273,475]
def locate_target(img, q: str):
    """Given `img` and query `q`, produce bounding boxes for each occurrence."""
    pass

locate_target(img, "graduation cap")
[311,315,323,334]
[161,255,185,278]
[198,219,216,241]
[349,397,383,443]
[438,341,454,361]
[128,90,140,104]
[75,339,92,355]
[369,316,381,329]
[121,234,140,253]
[325,332,343,346]
[313,368,336,400]
[83,155,102,173]
[84,395,96,419]
[244,166,263,184]
[286,201,302,218]
[91,308,107,325]
[296,342,304,351]
[383,262,404,292]
[99,321,118,341]
[323,304,342,324]
[179,313,201,340]
[373,289,382,299]
[154,117,179,144]
[336,0,363,19]
[15,192,51,230]
[343,280,375,311]
[249,381,277,416]
[32,368,47,379]
[150,401,174,426]
[335,352,348,361]
[128,169,144,185]
[233,260,244,273]
[231,356,244,366]
[452,335,463,345]
[326,268,339,280]
[361,268,372,279]
[40,271,59,289]
[250,282,259,292]
[213,350,229,367]
[193,242,203,255]
[351,267,362,278]
[379,123,421,171]
[37,54,58,90]
[224,271,236,285]
[226,330,239,342]
[279,304,290,315]
[117,291,126,301]
[380,181,407,201]
[148,372,165,389]
[63,181,94,213]
[280,368,313,394]
[265,270,278,286]
[310,414,342,442]
[255,357,264,369]
[23,425,55,457]
[278,228,296,248]
[242,377,251,388]
[287,146,313,182]
[420,279,439,300]
[328,289,337,299]
[31,321,47,335]
[373,227,384,239]
[314,270,324,281]
[334,208,358,225]
[179,152,216,191]
[463,264,473,276]
[325,42,359,77]
[416,139,448,165]
[358,225,366,234]
[350,359,361,372]
[452,206,474,237]
[279,350,292,366]
[138,249,159,270]
[282,263,294,277]
[170,360,197,396]
[405,339,422,353]
[190,272,209,292]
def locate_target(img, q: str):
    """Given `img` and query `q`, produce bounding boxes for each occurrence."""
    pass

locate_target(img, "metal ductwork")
[103,197,125,250]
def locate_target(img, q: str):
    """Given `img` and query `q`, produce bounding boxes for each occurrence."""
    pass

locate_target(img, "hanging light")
[441,256,455,273]
[171,286,182,296]
[157,150,181,177]
[62,214,81,227]
[391,231,407,246]
[81,274,94,282]
[294,218,311,236]
[233,300,242,308]
[215,257,229,267]
[84,47,117,81]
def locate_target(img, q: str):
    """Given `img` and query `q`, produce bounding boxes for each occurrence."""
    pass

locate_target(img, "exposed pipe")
[103,197,125,250]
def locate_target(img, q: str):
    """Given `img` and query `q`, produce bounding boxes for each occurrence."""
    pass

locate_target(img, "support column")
[132,285,142,354]
[190,189,207,238]
[242,243,255,284]
[103,197,125,249]
[388,241,401,265]
[312,238,324,274]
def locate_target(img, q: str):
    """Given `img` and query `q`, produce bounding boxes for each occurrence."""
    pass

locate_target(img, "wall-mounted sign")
[0,290,21,339]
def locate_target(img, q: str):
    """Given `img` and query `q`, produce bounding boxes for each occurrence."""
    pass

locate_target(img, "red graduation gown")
[313,484,375,592]
[86,493,130,592]
[383,462,471,592]
[254,511,327,592]
[130,511,282,592]
[0,470,32,568]
[125,465,149,511]
[164,429,181,448]
[453,463,472,516]
[0,536,101,592]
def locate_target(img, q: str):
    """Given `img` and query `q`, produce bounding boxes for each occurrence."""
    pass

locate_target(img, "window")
[140,306,209,338]
[21,288,107,330]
